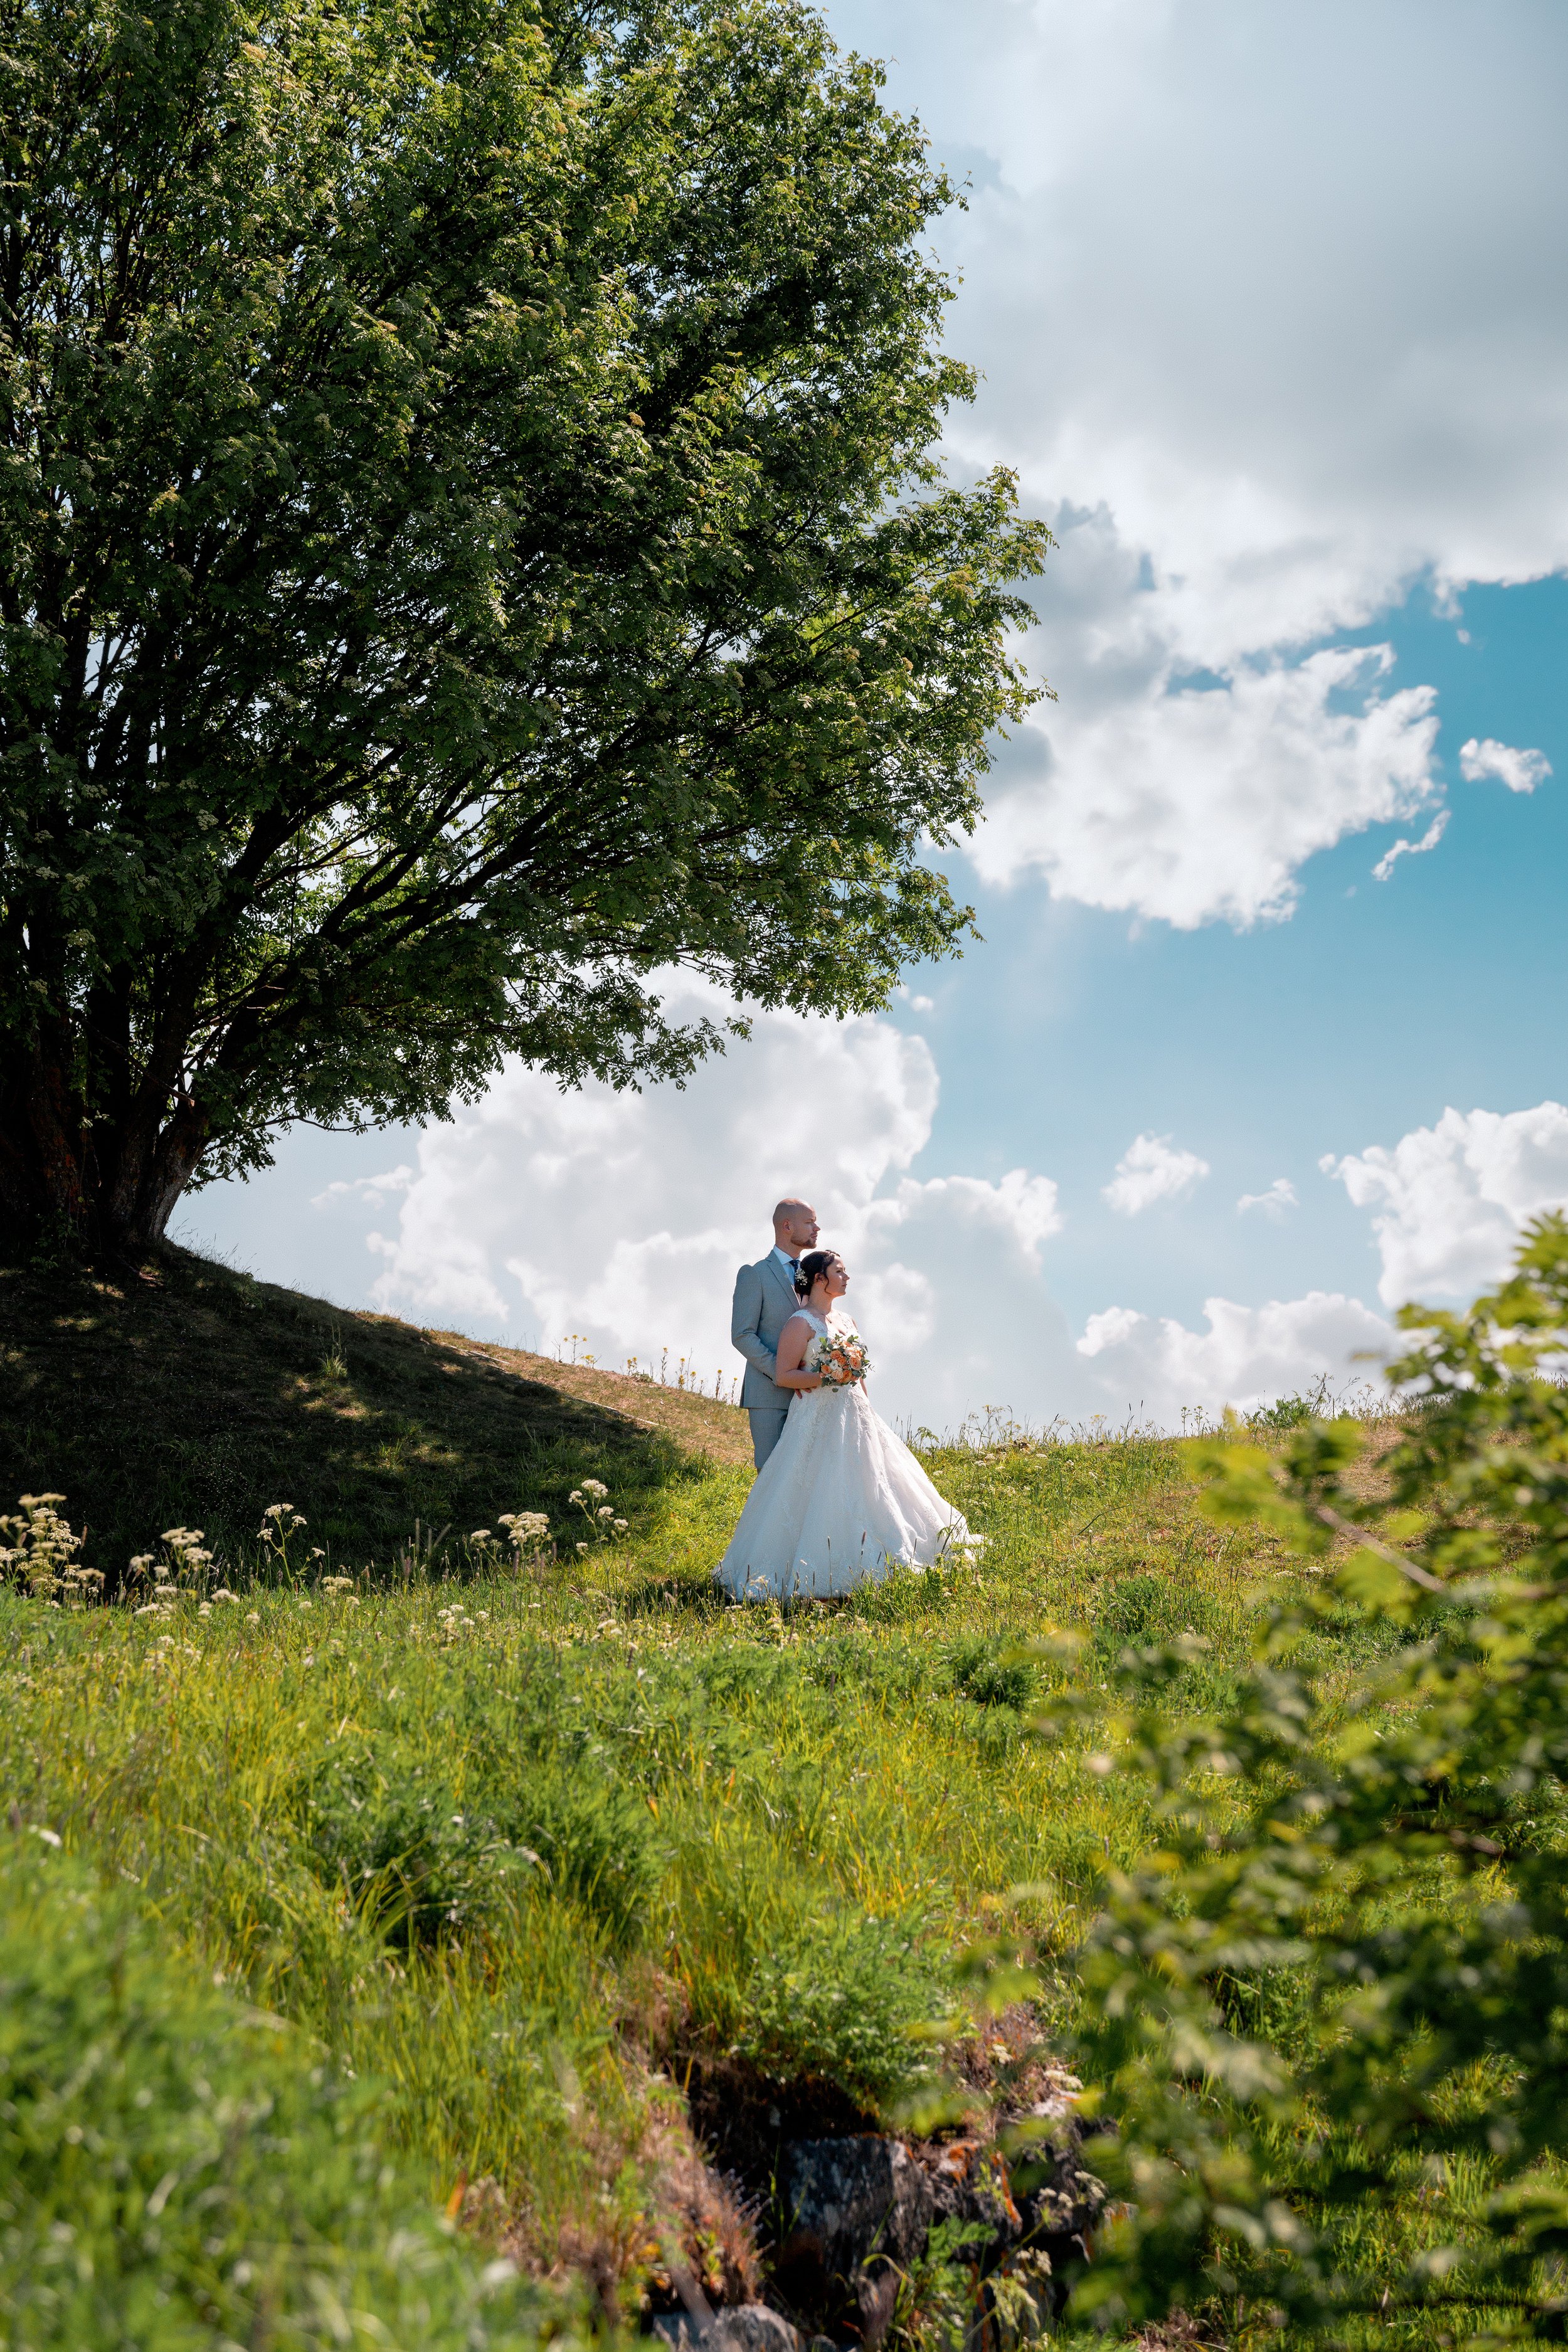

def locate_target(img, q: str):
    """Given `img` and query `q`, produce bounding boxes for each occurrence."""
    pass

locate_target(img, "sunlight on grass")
[8,1406,1483,2345]
[0,1433,1274,2254]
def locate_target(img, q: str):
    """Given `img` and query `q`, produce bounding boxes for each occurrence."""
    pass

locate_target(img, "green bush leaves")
[1054,1215,1568,2341]
[736,1904,946,2115]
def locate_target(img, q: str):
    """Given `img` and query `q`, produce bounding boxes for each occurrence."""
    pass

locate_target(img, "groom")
[731,1196,819,1469]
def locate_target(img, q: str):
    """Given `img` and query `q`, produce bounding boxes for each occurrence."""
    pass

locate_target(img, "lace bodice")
[798,1306,857,1338]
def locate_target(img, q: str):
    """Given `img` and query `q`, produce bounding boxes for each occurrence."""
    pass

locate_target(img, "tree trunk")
[0,1038,204,1258]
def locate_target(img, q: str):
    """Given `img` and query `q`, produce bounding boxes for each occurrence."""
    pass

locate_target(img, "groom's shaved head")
[773,1197,819,1250]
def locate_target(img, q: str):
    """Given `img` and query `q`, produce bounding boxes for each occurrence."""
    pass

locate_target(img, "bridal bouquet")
[811,1329,871,1387]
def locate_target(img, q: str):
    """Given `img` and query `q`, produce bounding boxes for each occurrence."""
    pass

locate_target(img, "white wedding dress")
[716,1308,973,1600]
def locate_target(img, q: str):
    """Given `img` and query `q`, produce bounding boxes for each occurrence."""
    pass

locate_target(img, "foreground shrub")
[736,1904,945,2117]
[1045,1216,1568,2341]
[0,1840,569,2351]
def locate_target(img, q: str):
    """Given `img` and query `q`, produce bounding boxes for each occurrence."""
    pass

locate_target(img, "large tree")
[0,0,1047,1254]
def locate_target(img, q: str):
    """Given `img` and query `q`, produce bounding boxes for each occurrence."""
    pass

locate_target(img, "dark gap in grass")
[681,2052,879,2197]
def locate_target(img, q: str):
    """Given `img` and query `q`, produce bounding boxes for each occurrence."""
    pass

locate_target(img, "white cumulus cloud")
[1324,1101,1568,1306]
[975,644,1441,930]
[1237,1179,1299,1220]
[348,977,1073,1425]
[1459,736,1553,793]
[875,1168,1064,1267]
[1103,1133,1210,1217]
[312,1164,413,1211]
[1372,809,1449,882]
[827,0,1568,926]
[1076,1291,1394,1424]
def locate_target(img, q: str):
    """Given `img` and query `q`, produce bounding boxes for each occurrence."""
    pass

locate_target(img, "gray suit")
[731,1251,802,1469]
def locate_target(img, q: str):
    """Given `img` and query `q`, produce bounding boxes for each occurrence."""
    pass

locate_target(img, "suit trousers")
[746,1406,789,1471]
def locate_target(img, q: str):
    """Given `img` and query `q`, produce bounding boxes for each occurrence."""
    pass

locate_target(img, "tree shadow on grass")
[0,1244,712,1583]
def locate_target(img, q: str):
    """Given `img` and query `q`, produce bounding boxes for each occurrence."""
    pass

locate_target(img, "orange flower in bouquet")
[810,1330,871,1387]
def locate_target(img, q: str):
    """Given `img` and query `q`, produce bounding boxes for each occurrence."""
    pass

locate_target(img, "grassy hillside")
[0,1243,749,1582]
[2,1254,1451,2348]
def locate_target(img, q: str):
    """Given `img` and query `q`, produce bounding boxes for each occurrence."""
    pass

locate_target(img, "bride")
[715,1248,973,1601]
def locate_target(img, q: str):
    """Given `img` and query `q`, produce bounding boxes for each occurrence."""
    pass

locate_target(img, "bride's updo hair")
[795,1248,842,1300]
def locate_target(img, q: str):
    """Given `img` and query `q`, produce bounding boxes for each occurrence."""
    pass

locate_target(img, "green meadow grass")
[4,1244,1465,2350]
[2,1422,1342,2323]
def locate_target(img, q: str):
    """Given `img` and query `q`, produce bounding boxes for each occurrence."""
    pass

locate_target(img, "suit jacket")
[731,1252,802,1411]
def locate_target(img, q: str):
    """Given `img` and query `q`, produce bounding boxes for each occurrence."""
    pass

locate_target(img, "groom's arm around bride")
[731,1195,818,1470]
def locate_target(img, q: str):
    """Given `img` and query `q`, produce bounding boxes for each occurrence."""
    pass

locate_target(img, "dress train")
[715,1311,972,1600]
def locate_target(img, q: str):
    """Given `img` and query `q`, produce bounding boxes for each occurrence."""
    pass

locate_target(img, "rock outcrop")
[1009,2086,1108,2289]
[643,2057,1107,2346]
[766,2097,1104,2338]
[652,2306,813,2352]
[775,2135,935,2339]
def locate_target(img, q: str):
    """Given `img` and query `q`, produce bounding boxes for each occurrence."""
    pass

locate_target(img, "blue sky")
[183,1,1568,1429]
[911,571,1568,1333]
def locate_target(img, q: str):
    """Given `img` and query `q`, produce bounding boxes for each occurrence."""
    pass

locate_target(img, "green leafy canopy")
[0,0,1049,1246]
